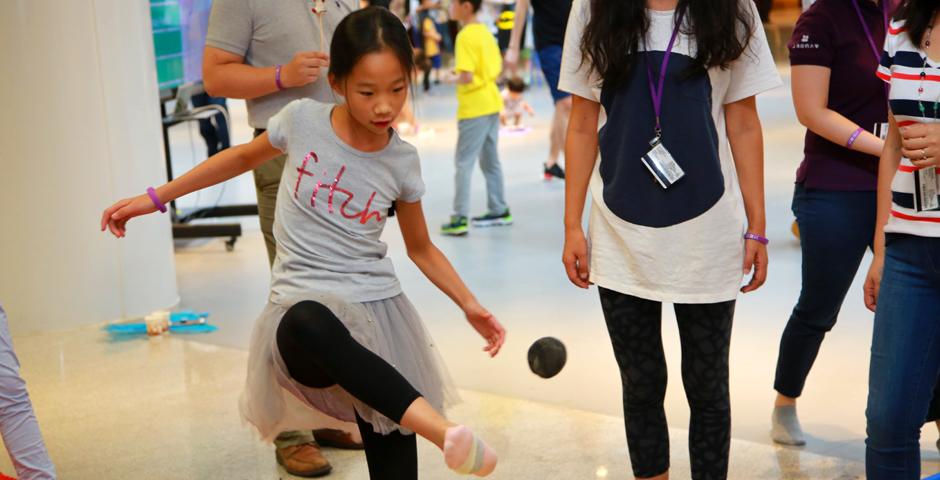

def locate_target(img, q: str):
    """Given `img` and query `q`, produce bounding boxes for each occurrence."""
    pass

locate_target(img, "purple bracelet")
[744,232,769,245]
[147,187,167,214]
[275,64,285,91]
[846,127,865,148]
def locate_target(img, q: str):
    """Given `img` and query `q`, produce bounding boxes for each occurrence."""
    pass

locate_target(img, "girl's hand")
[100,194,159,238]
[463,300,505,357]
[562,227,590,289]
[900,124,940,169]
[864,255,885,312]
[740,239,768,294]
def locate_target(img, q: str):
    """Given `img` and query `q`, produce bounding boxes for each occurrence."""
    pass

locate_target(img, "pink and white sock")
[443,425,497,476]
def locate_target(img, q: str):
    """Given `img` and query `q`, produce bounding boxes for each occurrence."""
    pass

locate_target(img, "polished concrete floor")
[6,68,940,478]
[0,326,876,479]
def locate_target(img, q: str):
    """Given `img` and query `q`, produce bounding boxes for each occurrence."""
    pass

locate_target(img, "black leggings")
[277,300,423,479]
[599,288,735,480]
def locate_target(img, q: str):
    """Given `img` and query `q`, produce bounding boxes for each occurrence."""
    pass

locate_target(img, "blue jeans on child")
[774,185,877,397]
[866,233,940,479]
[453,114,508,218]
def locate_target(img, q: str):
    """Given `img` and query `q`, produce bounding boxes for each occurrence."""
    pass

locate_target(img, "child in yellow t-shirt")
[420,1,442,91]
[441,0,512,236]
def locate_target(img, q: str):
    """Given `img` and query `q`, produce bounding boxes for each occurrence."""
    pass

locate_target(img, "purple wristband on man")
[744,232,769,245]
[275,64,286,91]
[147,187,167,213]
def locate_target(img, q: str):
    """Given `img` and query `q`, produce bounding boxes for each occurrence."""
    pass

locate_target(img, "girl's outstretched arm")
[100,133,281,237]
[396,200,506,357]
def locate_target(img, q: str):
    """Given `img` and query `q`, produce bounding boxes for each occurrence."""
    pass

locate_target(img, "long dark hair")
[330,7,416,83]
[895,0,937,48]
[580,0,755,91]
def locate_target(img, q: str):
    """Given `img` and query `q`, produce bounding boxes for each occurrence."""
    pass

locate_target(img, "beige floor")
[0,326,875,479]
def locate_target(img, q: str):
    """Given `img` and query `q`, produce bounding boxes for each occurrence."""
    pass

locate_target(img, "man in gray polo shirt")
[203,0,360,476]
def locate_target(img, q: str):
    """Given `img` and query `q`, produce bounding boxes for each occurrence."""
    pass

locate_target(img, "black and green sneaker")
[471,210,514,227]
[441,216,469,236]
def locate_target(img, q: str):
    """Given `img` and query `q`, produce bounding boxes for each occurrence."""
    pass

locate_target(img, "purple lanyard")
[852,0,891,103]
[645,10,686,136]
[852,0,889,63]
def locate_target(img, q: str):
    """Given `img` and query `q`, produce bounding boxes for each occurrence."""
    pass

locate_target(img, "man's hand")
[281,52,331,89]
[504,46,520,74]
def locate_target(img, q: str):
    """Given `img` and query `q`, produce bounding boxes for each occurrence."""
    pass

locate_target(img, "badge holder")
[914,167,940,212]
[642,132,685,189]
[873,122,889,141]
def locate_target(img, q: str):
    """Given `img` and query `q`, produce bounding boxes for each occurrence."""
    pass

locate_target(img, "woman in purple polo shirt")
[770,0,893,445]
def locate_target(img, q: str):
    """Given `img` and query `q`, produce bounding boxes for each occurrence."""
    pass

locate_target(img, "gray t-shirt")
[206,0,358,128]
[267,99,426,303]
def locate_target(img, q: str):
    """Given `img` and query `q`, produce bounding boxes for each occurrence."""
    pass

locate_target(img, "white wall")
[0,0,179,334]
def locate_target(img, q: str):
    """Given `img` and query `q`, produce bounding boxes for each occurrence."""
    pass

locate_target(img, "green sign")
[151,0,185,90]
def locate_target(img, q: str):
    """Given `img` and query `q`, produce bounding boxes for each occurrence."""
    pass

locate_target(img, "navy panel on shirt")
[598,52,723,228]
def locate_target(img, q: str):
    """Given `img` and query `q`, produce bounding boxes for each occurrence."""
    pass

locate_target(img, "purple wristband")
[744,232,769,245]
[846,127,865,148]
[147,187,167,214]
[275,64,285,91]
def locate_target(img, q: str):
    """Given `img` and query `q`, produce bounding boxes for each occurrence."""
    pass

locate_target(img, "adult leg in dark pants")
[191,93,230,156]
[676,302,734,480]
[599,288,735,480]
[772,186,876,445]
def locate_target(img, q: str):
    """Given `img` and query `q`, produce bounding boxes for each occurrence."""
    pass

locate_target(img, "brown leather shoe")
[275,442,333,478]
[313,429,365,450]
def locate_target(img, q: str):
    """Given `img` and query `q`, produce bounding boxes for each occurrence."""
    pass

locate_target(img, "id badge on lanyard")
[642,12,686,189]
[914,168,940,212]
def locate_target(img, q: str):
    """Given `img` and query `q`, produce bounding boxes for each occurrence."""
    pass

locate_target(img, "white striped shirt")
[879,19,940,237]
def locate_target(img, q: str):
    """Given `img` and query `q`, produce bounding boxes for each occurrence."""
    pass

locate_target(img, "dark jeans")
[866,234,940,480]
[774,186,876,398]
[599,288,735,480]
[190,93,230,156]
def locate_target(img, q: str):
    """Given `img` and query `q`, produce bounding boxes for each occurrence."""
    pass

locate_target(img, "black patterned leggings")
[599,288,735,480]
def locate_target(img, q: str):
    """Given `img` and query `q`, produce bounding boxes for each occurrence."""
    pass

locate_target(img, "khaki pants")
[251,153,286,267]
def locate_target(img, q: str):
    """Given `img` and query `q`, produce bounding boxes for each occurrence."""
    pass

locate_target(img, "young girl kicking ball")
[100,8,503,479]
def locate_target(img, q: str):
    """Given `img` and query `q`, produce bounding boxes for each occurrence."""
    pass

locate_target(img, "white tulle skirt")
[239,291,459,439]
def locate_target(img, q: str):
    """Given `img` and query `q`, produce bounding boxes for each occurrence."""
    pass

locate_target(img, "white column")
[0,0,179,334]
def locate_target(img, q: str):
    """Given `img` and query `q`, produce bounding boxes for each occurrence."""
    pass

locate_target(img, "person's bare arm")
[725,96,768,293]
[791,65,884,157]
[397,200,506,357]
[202,46,329,99]
[864,113,903,311]
[503,0,530,72]
[561,95,600,289]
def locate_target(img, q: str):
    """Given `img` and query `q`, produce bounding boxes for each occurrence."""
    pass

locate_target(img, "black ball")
[527,337,567,379]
